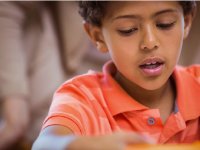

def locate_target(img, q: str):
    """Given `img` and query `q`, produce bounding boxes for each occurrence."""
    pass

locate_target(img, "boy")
[32,1,199,150]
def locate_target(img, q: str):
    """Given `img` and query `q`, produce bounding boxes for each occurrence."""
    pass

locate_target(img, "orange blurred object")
[126,142,200,150]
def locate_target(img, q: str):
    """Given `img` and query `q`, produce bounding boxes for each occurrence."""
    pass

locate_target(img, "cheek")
[163,25,184,61]
[106,35,139,59]
[103,27,140,62]
[108,43,139,71]
[170,31,183,59]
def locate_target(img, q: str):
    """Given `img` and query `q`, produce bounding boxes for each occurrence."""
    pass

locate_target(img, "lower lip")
[140,64,164,77]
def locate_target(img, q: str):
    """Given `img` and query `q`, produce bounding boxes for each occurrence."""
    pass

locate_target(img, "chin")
[139,80,167,91]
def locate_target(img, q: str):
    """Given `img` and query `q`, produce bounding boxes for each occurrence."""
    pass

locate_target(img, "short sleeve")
[42,81,102,136]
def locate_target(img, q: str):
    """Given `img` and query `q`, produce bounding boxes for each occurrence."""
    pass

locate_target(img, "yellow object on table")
[126,142,200,150]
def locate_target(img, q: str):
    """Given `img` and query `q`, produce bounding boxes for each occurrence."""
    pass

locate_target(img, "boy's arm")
[32,125,153,150]
[32,125,76,150]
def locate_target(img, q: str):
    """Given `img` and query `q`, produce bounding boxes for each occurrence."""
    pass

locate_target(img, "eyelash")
[117,21,176,36]
[117,28,138,36]
[156,21,176,30]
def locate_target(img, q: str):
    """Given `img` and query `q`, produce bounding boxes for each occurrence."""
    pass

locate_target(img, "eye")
[157,21,176,30]
[117,28,138,36]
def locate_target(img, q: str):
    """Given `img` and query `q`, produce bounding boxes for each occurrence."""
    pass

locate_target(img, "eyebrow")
[112,9,178,21]
[112,14,141,21]
[153,9,178,17]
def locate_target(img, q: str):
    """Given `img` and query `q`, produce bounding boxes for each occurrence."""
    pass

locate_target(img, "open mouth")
[139,57,165,76]
[139,61,164,69]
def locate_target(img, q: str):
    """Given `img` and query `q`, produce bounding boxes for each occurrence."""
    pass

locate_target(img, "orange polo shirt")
[43,61,200,143]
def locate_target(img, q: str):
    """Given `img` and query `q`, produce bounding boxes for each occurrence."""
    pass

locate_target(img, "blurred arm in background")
[0,2,31,149]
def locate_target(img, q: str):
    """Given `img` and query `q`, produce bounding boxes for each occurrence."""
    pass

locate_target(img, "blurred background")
[179,1,200,65]
[0,1,199,150]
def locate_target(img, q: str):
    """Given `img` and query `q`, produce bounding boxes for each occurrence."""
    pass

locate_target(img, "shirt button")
[147,117,155,125]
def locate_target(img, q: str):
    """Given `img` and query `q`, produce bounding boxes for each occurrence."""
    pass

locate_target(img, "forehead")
[104,1,183,20]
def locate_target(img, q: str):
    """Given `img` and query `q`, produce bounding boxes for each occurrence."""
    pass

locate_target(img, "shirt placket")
[123,109,164,142]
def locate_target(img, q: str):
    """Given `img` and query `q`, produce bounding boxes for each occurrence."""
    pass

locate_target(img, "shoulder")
[55,71,105,98]
[176,65,200,82]
[66,71,103,87]
[184,65,200,78]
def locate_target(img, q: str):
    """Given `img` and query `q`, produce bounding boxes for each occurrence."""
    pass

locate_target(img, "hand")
[0,96,30,149]
[68,131,154,150]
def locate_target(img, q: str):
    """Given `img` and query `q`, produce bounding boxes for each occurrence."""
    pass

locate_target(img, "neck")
[115,72,175,110]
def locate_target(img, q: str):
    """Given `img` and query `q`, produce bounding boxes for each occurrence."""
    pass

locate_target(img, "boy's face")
[85,1,193,90]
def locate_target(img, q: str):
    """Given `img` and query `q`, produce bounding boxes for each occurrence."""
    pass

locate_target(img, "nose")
[140,25,159,51]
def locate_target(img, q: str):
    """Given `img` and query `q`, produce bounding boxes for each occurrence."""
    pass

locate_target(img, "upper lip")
[139,57,165,66]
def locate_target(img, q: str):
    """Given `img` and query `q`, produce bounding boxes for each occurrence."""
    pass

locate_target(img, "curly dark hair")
[79,1,196,27]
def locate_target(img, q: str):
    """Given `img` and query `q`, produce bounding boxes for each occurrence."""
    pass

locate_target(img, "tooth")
[152,61,156,64]
[146,63,151,65]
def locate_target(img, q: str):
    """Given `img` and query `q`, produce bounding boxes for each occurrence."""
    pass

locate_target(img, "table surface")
[126,142,200,150]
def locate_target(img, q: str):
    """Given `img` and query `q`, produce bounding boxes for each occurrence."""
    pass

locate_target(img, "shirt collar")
[102,61,148,116]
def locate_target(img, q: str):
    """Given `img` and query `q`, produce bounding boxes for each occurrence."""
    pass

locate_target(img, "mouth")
[139,57,165,76]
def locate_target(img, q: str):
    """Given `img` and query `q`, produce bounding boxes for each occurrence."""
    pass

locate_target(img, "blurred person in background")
[0,1,101,149]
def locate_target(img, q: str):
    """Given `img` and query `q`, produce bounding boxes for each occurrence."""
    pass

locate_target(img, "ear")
[183,8,196,39]
[83,22,108,53]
